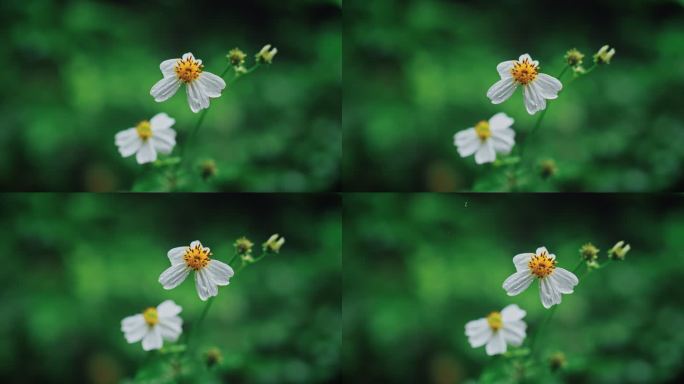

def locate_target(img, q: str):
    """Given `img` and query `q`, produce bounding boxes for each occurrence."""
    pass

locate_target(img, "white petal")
[501,304,526,322]
[142,326,163,351]
[496,60,515,78]
[551,268,579,294]
[186,81,208,113]
[206,260,234,286]
[190,240,202,248]
[465,319,492,348]
[523,83,546,115]
[198,72,226,98]
[535,247,549,256]
[159,263,190,290]
[454,129,480,157]
[167,246,187,265]
[115,128,138,145]
[490,128,515,154]
[502,320,527,346]
[150,112,176,131]
[540,277,561,309]
[502,271,534,296]
[485,331,507,355]
[487,78,518,104]
[535,73,562,99]
[121,314,147,343]
[182,52,194,60]
[150,76,181,102]
[512,253,534,271]
[518,53,532,62]
[465,318,488,335]
[117,133,143,158]
[194,269,210,301]
[160,59,179,77]
[158,316,183,342]
[474,140,496,164]
[151,131,176,155]
[201,268,219,297]
[157,300,182,318]
[488,112,514,130]
[135,140,157,164]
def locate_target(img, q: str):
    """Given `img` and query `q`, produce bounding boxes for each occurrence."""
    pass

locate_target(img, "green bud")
[227,48,247,67]
[608,240,630,260]
[579,243,599,262]
[205,347,222,368]
[549,352,566,372]
[564,48,584,67]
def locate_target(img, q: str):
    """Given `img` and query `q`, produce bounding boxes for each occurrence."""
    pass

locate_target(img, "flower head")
[465,304,527,356]
[121,300,183,351]
[234,237,254,260]
[159,240,235,301]
[594,45,616,65]
[579,243,599,262]
[487,54,563,115]
[150,53,227,113]
[502,247,579,309]
[256,44,278,64]
[115,113,177,164]
[227,48,247,67]
[454,112,516,164]
[608,240,630,261]
[263,234,285,254]
[564,49,584,67]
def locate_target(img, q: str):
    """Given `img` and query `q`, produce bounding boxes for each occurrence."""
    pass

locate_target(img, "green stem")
[185,296,215,354]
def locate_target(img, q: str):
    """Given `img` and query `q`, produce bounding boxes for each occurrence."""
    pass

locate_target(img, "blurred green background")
[343,0,684,191]
[0,0,340,191]
[343,194,684,383]
[0,194,341,383]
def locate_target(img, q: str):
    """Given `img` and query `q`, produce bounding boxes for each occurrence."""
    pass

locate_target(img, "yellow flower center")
[474,120,491,140]
[136,120,152,140]
[511,59,538,85]
[184,243,211,270]
[175,56,203,83]
[528,251,556,278]
[486,311,503,331]
[143,307,159,326]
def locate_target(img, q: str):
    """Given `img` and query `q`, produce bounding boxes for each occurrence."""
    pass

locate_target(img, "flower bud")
[227,48,247,67]
[256,44,278,64]
[593,45,616,64]
[539,159,557,179]
[549,352,566,372]
[263,234,285,253]
[579,243,599,262]
[608,240,630,260]
[205,347,222,368]
[564,48,584,67]
[200,159,217,180]
[234,237,254,261]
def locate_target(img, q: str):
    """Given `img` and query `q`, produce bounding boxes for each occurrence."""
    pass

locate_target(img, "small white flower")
[503,247,579,309]
[454,112,515,164]
[150,52,227,113]
[121,300,183,351]
[487,54,563,115]
[465,304,527,356]
[115,112,177,164]
[159,240,235,301]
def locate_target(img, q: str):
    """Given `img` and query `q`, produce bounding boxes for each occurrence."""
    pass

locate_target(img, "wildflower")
[487,54,563,115]
[503,247,579,309]
[159,240,235,301]
[150,53,227,113]
[465,304,527,356]
[263,234,285,254]
[564,49,584,67]
[115,113,177,164]
[607,240,630,260]
[594,45,616,64]
[121,300,183,351]
[453,112,516,164]
[256,44,278,64]
[227,48,246,67]
[579,243,599,262]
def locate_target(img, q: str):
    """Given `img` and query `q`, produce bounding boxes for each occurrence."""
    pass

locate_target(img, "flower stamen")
[528,251,556,278]
[474,120,491,140]
[184,243,211,270]
[143,307,159,326]
[486,311,503,331]
[175,56,203,84]
[135,120,152,140]
[511,59,538,85]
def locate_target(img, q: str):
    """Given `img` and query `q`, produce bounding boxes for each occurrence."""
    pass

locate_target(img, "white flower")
[150,52,227,113]
[503,247,579,309]
[454,112,516,164]
[159,240,235,301]
[115,112,177,164]
[121,300,183,351]
[465,304,527,356]
[487,54,563,115]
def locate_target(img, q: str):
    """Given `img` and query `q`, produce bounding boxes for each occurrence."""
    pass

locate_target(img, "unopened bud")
[608,240,630,260]
[594,45,616,64]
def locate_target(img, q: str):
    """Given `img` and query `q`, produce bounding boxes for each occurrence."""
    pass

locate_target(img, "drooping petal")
[540,277,561,309]
[502,320,527,346]
[502,271,534,296]
[194,269,211,301]
[501,304,526,322]
[474,140,496,164]
[535,73,562,99]
[150,76,181,102]
[157,300,182,318]
[150,112,176,131]
[167,246,187,265]
[160,59,179,77]
[454,129,480,157]
[159,263,191,290]
[186,81,209,113]
[512,253,534,271]
[488,112,514,130]
[465,319,492,348]
[198,72,226,98]
[490,128,515,154]
[142,326,163,351]
[496,60,515,78]
[121,314,147,343]
[485,331,507,355]
[206,259,234,286]
[551,268,579,294]
[200,268,219,297]
[523,82,546,115]
[135,140,157,164]
[487,78,518,104]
